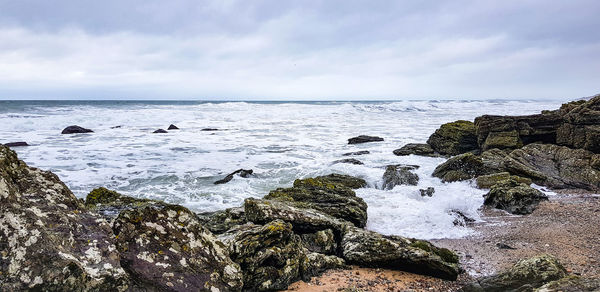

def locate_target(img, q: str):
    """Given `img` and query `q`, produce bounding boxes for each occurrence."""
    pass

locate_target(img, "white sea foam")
[0,100,565,239]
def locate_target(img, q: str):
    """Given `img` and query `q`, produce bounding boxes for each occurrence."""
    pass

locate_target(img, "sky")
[0,0,599,100]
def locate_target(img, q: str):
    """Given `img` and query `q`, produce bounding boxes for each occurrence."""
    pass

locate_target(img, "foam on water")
[0,100,565,239]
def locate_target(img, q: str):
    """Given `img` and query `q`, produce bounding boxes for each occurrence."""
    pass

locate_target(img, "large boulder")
[393,143,439,157]
[535,275,600,292]
[382,164,419,189]
[427,120,478,156]
[432,152,497,182]
[557,94,600,153]
[113,203,243,291]
[476,172,532,189]
[263,174,368,227]
[483,179,548,215]
[504,143,600,191]
[340,225,460,280]
[0,145,129,291]
[61,125,93,134]
[347,135,384,144]
[460,254,567,292]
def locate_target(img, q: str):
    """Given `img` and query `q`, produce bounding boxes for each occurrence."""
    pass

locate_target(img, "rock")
[333,158,364,165]
[214,169,254,185]
[3,142,29,147]
[0,145,129,291]
[264,175,368,227]
[427,120,478,156]
[300,229,337,255]
[496,243,517,250]
[167,124,179,130]
[85,187,162,220]
[342,150,370,156]
[152,129,168,133]
[504,143,600,191]
[432,152,498,182]
[393,143,439,157]
[201,128,219,131]
[535,275,600,292]
[340,225,460,280]
[61,125,93,134]
[557,94,600,153]
[197,207,247,234]
[347,135,384,144]
[460,254,567,292]
[113,203,243,292]
[382,164,419,189]
[484,179,548,215]
[476,172,532,189]
[419,187,435,197]
[474,113,563,150]
[301,252,347,280]
[448,210,475,226]
[218,220,305,291]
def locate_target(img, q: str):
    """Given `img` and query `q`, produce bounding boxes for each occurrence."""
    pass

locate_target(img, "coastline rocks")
[340,226,460,280]
[393,143,438,157]
[382,164,419,189]
[300,229,337,254]
[167,124,179,130]
[535,275,600,292]
[85,187,162,220]
[476,172,532,189]
[197,207,247,234]
[504,143,600,191]
[348,135,384,144]
[294,173,367,189]
[427,120,478,156]
[557,94,600,153]
[333,158,364,165]
[214,169,254,185]
[342,150,370,156]
[113,203,243,292]
[460,254,567,292]
[432,152,496,182]
[301,252,347,280]
[0,145,129,291]
[483,179,548,215]
[61,125,93,134]
[152,129,168,133]
[3,142,29,147]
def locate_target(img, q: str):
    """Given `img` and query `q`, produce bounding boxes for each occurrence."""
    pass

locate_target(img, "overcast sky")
[0,0,599,100]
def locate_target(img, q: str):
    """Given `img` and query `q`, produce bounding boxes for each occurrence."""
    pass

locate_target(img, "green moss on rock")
[427,120,479,156]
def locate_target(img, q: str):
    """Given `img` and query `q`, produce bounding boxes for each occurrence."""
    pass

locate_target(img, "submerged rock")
[460,254,567,292]
[214,169,254,185]
[484,179,548,215]
[427,120,478,156]
[61,125,93,134]
[342,150,370,156]
[3,142,29,147]
[382,164,419,189]
[340,225,460,280]
[113,203,243,292]
[152,129,168,133]
[167,124,179,130]
[333,158,364,165]
[393,143,439,157]
[347,135,384,144]
[476,172,532,189]
[419,187,435,197]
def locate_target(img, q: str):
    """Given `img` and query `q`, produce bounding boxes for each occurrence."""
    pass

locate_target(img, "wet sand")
[285,192,600,291]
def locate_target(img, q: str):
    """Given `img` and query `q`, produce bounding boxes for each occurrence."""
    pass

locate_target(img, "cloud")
[0,0,598,99]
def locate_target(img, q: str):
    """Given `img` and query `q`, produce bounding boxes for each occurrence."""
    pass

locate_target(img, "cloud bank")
[0,0,599,100]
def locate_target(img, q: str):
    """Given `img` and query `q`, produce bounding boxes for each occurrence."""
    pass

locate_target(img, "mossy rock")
[433,152,497,182]
[484,179,548,215]
[293,174,367,190]
[85,187,162,220]
[197,207,247,234]
[427,120,479,156]
[476,172,532,189]
[535,275,600,292]
[300,229,337,255]
[482,130,523,151]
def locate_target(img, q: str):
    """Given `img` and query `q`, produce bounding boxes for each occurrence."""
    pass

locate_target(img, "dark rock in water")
[341,225,460,280]
[504,143,600,191]
[420,187,435,197]
[333,158,364,165]
[264,174,368,227]
[61,125,93,134]
[201,128,219,131]
[214,169,254,185]
[113,203,243,292]
[0,145,128,291]
[3,142,29,147]
[432,152,498,182]
[393,143,439,157]
[152,129,168,133]
[557,94,600,153]
[448,210,475,226]
[167,124,179,130]
[110,125,122,129]
[382,164,419,189]
[218,220,305,291]
[476,172,532,189]
[460,254,567,292]
[536,275,600,292]
[427,120,478,156]
[348,135,384,144]
[197,207,247,234]
[484,179,548,215]
[342,150,370,156]
[300,229,337,255]
[496,243,516,250]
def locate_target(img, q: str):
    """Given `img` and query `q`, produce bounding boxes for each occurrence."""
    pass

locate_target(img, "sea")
[0,99,567,240]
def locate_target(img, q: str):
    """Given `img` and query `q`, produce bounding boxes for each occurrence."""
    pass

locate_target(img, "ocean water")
[0,100,566,239]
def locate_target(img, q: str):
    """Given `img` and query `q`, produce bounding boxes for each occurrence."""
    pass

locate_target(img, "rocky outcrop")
[61,125,93,134]
[535,275,600,292]
[432,152,498,182]
[3,142,29,147]
[557,94,600,153]
[347,135,384,144]
[427,120,478,156]
[153,129,168,133]
[197,207,247,234]
[393,143,439,157]
[85,187,162,220]
[460,254,567,292]
[168,124,179,130]
[483,179,548,215]
[382,164,419,189]
[504,143,600,191]
[300,229,337,255]
[214,169,254,185]
[340,225,460,280]
[342,150,370,156]
[113,203,243,292]
[301,252,347,280]
[333,158,364,165]
[0,145,128,291]
[476,172,532,189]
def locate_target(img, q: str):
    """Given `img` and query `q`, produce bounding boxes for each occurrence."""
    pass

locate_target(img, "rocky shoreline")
[2,95,600,291]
